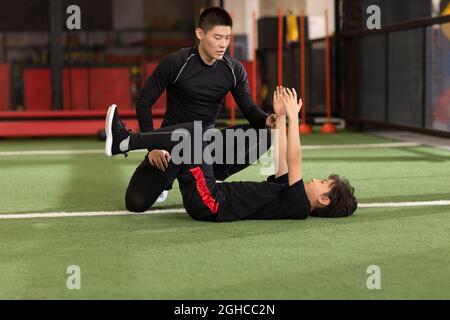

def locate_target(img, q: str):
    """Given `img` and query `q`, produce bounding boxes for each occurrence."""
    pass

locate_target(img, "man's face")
[305,178,334,206]
[196,25,231,61]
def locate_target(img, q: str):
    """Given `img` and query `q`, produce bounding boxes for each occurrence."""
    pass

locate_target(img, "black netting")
[344,0,433,32]
[387,29,424,127]
[359,34,386,121]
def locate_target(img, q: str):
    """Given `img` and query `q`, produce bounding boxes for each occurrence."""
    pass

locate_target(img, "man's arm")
[230,61,273,128]
[281,88,303,186]
[135,53,181,132]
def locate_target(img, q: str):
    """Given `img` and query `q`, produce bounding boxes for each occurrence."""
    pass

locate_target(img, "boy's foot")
[105,104,131,157]
[155,190,169,203]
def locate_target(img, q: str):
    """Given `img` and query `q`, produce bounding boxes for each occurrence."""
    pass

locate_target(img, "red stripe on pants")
[189,167,219,214]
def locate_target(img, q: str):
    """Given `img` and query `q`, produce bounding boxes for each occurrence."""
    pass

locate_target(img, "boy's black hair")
[310,174,357,218]
[198,7,233,32]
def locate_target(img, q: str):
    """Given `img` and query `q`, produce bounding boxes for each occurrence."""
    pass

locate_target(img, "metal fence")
[342,14,450,137]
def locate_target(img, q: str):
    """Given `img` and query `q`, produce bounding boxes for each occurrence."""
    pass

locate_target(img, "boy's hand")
[273,86,286,116]
[280,87,302,120]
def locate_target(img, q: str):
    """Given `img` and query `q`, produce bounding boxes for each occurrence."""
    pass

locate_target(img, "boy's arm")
[287,113,302,185]
[281,88,303,186]
[272,86,288,178]
[274,115,288,178]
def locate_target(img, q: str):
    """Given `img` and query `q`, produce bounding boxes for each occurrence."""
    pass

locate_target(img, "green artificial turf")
[1,130,449,299]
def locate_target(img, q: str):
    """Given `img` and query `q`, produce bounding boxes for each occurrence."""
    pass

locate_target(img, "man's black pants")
[125,123,272,212]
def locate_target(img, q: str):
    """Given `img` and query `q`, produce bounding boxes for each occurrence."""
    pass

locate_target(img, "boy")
[105,87,357,221]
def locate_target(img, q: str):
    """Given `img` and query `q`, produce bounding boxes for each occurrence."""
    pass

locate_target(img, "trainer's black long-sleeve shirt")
[136,47,269,132]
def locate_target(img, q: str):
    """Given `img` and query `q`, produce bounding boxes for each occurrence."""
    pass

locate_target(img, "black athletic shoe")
[105,104,131,157]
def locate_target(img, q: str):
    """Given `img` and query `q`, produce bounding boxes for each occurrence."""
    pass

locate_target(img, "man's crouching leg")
[213,124,272,181]
[125,158,171,212]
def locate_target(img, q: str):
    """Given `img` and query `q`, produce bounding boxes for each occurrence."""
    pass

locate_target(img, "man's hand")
[280,87,302,120]
[265,114,277,128]
[273,86,286,117]
[148,149,171,172]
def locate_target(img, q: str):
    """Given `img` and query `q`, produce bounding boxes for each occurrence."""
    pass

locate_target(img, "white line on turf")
[0,142,420,157]
[357,200,450,208]
[0,208,187,219]
[302,142,419,150]
[0,149,106,156]
[1,200,449,219]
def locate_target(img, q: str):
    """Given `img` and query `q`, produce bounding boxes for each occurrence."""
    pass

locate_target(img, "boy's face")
[196,25,231,61]
[305,178,334,208]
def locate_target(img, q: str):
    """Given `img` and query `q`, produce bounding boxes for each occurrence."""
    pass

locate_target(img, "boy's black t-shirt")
[216,174,311,222]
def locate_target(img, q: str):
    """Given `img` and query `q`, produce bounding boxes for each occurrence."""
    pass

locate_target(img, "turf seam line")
[0,208,187,219]
[1,200,450,219]
[357,200,450,208]
[0,142,421,157]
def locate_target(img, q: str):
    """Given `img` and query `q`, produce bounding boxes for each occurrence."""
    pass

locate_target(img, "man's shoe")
[105,104,131,157]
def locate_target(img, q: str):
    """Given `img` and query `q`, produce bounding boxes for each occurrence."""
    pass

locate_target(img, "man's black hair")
[198,7,233,32]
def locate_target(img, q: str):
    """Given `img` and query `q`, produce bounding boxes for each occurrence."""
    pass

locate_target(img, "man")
[127,7,276,212]
[106,86,357,221]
